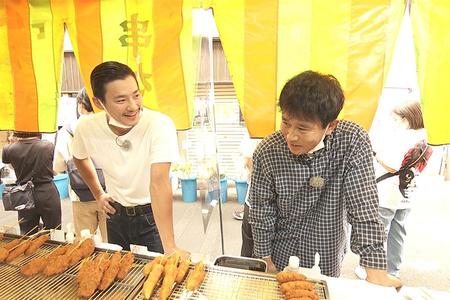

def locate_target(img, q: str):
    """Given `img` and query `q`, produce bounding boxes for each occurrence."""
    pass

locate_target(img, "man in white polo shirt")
[72,61,184,255]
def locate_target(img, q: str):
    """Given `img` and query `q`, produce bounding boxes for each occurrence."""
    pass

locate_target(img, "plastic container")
[53,173,69,199]
[180,178,197,203]
[284,256,300,272]
[0,183,4,200]
[234,179,248,204]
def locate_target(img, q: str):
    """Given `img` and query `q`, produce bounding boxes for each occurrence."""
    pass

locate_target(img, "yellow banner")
[213,0,405,138]
[0,0,194,132]
[411,0,450,145]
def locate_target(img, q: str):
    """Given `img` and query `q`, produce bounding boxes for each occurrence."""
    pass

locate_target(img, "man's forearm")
[150,181,176,252]
[73,157,104,199]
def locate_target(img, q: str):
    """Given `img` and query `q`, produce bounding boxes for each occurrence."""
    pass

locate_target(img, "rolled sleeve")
[344,132,387,270]
[248,149,277,258]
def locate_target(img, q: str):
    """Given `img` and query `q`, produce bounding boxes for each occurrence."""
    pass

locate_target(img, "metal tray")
[131,263,330,300]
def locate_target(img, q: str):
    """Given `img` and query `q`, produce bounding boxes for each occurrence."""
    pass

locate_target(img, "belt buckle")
[126,206,136,217]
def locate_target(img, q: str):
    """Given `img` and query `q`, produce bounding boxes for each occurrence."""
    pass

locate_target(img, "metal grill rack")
[0,234,148,300]
[132,264,330,300]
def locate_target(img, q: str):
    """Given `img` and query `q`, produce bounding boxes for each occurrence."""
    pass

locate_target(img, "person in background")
[246,71,401,288]
[72,61,186,255]
[232,133,260,221]
[367,101,431,279]
[53,88,107,241]
[2,131,61,234]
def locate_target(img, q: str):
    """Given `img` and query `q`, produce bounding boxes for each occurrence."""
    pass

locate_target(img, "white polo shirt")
[72,109,178,206]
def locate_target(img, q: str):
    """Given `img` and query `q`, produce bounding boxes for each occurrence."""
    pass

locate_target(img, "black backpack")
[66,127,106,201]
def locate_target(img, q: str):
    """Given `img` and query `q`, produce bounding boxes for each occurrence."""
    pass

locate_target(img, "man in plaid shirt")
[247,71,401,287]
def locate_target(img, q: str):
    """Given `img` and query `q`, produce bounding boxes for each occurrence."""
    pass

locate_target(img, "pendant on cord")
[115,136,132,151]
[309,176,325,188]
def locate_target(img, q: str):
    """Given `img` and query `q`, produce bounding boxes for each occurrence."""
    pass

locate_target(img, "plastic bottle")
[283,256,300,272]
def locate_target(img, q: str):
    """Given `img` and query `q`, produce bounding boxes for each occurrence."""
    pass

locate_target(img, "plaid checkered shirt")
[248,120,386,277]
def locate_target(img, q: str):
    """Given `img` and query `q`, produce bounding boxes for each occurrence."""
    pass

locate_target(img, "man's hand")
[96,193,116,218]
[365,267,402,288]
[262,256,278,273]
[164,246,190,259]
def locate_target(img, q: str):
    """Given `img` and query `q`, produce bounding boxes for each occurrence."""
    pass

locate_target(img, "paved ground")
[1,176,449,292]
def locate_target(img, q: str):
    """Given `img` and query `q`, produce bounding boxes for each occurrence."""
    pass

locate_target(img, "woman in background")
[374,101,432,278]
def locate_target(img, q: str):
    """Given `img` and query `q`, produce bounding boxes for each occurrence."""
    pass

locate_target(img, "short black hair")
[13,131,42,139]
[278,71,345,128]
[90,61,139,102]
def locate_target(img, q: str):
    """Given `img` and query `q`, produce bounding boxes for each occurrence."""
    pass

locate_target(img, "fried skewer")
[186,261,206,291]
[116,252,134,280]
[142,263,164,300]
[98,251,122,290]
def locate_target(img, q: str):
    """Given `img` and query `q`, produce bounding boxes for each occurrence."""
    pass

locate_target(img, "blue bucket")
[0,183,4,200]
[181,178,197,203]
[53,173,69,199]
[234,179,248,204]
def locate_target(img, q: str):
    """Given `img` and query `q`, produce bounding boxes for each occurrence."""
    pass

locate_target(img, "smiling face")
[280,113,335,155]
[96,75,143,129]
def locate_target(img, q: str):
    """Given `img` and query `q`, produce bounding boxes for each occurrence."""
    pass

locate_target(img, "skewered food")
[186,261,206,291]
[68,247,84,267]
[116,252,134,280]
[159,263,177,300]
[0,248,10,262]
[6,240,31,262]
[94,252,111,272]
[3,239,20,250]
[43,254,70,276]
[20,257,48,276]
[79,238,95,258]
[142,263,164,300]
[98,251,122,291]
[25,234,49,255]
[283,288,319,300]
[77,260,95,283]
[280,280,315,293]
[48,244,70,258]
[175,257,191,283]
[77,260,104,298]
[276,271,307,283]
[143,255,168,276]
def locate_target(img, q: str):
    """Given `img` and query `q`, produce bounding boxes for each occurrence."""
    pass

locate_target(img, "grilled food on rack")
[175,257,191,283]
[159,263,178,300]
[280,280,315,292]
[77,260,95,283]
[3,239,20,250]
[142,263,164,300]
[79,238,95,258]
[276,271,307,283]
[0,248,9,262]
[143,255,168,276]
[0,232,3,241]
[186,261,206,291]
[276,271,319,300]
[77,259,104,298]
[98,251,122,291]
[68,247,84,267]
[20,257,48,276]
[116,252,134,280]
[25,234,49,255]
[95,252,111,273]
[48,244,70,258]
[283,288,319,300]
[43,253,71,276]
[6,240,31,262]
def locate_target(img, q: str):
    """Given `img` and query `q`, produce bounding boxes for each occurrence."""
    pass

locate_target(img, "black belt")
[112,202,152,217]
